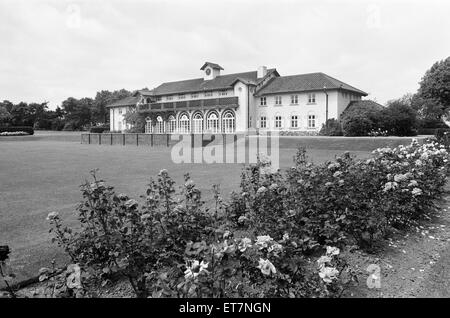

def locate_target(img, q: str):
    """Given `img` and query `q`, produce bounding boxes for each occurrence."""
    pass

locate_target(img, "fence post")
[99,134,101,145]
[166,134,169,147]
[111,134,113,145]
[136,133,139,146]
[151,134,153,147]
[123,134,125,146]
[88,134,91,144]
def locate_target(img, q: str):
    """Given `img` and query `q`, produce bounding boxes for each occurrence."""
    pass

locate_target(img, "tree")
[0,106,11,125]
[93,89,132,124]
[61,97,93,130]
[123,108,145,133]
[383,98,418,136]
[416,57,450,119]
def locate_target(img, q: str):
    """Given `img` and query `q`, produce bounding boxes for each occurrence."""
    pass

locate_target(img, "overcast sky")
[1,0,449,109]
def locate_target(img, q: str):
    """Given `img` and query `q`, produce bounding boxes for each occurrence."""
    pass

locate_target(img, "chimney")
[257,66,268,78]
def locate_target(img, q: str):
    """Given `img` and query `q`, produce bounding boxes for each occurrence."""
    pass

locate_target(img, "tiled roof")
[106,96,140,108]
[200,62,224,70]
[152,70,275,96]
[255,72,367,96]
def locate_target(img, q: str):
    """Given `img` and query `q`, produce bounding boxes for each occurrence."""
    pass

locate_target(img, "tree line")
[0,89,134,131]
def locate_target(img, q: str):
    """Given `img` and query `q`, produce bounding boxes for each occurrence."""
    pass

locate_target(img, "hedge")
[89,126,109,133]
[0,126,34,135]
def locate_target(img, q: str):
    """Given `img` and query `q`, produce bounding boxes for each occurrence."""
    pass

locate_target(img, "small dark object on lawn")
[0,245,11,262]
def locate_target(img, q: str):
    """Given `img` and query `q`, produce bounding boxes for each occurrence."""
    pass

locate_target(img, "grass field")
[0,131,422,283]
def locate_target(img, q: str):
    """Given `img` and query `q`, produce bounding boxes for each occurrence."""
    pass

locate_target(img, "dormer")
[200,62,224,80]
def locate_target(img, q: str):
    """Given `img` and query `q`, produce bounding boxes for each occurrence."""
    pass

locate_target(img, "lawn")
[0,131,421,283]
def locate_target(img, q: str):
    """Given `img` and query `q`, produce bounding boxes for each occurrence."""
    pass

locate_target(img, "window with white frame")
[222,111,236,133]
[118,108,122,114]
[178,94,185,100]
[145,117,152,134]
[206,112,219,133]
[179,114,190,134]
[291,115,298,128]
[166,96,173,101]
[291,95,298,104]
[260,97,267,106]
[167,115,176,133]
[204,92,213,97]
[191,93,198,99]
[308,115,316,128]
[308,93,316,103]
[219,91,228,96]
[155,116,164,134]
[275,116,282,128]
[260,116,267,128]
[156,96,162,102]
[275,96,282,105]
[192,113,203,134]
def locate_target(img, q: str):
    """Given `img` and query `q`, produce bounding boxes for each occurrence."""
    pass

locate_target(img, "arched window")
[167,115,176,133]
[155,116,164,134]
[145,117,152,134]
[179,113,190,134]
[222,111,235,133]
[206,112,219,133]
[192,112,203,134]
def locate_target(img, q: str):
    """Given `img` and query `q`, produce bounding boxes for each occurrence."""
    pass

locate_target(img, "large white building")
[107,62,368,134]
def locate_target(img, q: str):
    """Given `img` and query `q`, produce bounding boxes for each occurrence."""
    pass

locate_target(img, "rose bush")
[45,139,449,297]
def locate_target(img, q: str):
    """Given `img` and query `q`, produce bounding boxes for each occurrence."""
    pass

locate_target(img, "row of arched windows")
[145,110,236,134]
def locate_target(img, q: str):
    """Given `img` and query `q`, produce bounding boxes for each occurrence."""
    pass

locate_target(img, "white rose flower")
[257,258,276,276]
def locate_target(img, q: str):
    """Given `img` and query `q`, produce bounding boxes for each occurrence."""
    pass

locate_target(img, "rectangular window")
[191,93,198,99]
[308,93,316,103]
[118,108,122,114]
[308,115,316,128]
[178,94,185,99]
[260,116,267,128]
[156,96,162,102]
[275,116,282,128]
[291,115,298,128]
[291,95,298,105]
[204,92,213,97]
[220,91,228,96]
[166,96,173,101]
[260,97,267,106]
[275,96,282,105]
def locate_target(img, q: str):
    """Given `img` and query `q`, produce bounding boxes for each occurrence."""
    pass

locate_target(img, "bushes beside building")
[319,119,343,136]
[341,99,418,136]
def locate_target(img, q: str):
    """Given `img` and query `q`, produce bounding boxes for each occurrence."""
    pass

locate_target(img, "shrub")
[319,119,343,136]
[342,113,381,136]
[0,126,34,135]
[381,102,418,136]
[48,170,223,298]
[89,125,109,133]
[435,128,450,148]
[228,140,450,249]
[62,121,77,131]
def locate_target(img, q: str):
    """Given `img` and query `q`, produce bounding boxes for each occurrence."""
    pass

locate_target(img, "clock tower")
[200,62,223,80]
